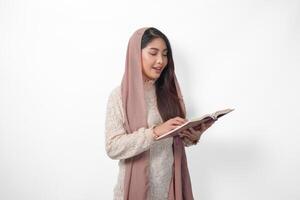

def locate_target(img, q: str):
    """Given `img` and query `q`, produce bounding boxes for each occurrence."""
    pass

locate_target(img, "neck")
[143,79,156,86]
[142,74,156,84]
[142,76,156,89]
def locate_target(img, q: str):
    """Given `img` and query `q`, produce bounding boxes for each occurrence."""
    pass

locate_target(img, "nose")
[156,54,163,64]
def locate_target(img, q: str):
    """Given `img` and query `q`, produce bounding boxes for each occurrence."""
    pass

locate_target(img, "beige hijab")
[121,27,194,200]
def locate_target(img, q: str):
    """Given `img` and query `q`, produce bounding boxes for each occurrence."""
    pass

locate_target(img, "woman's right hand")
[153,117,187,137]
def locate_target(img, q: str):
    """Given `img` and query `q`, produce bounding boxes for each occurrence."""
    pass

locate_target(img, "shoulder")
[106,85,123,114]
[108,85,121,101]
[105,85,125,123]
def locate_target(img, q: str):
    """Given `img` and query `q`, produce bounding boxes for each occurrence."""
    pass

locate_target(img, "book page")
[155,108,234,141]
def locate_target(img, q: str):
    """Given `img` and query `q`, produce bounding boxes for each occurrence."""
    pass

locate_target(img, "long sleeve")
[104,87,156,160]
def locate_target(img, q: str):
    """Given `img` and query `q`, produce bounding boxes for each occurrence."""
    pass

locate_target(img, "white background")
[1,0,299,199]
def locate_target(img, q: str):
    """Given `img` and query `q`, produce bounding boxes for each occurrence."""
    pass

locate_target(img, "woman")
[105,27,215,200]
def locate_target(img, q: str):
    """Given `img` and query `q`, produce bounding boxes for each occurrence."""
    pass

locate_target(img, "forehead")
[145,38,167,50]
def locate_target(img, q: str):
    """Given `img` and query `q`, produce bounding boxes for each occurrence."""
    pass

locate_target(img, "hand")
[153,117,187,137]
[193,118,216,132]
[179,119,216,144]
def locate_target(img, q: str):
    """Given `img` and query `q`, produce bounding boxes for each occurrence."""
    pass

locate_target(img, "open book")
[155,108,234,141]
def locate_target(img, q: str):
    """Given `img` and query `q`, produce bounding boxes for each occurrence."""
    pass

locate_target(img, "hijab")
[121,27,194,200]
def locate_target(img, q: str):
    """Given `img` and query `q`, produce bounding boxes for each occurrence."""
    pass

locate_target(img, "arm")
[104,87,156,160]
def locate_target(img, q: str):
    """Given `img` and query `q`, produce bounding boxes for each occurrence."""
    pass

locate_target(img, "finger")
[184,133,196,140]
[180,130,189,135]
[171,119,184,126]
[194,123,204,130]
[175,117,187,124]
[188,128,197,134]
[180,133,190,139]
[206,119,215,126]
[179,130,189,135]
[171,125,180,129]
[207,123,213,128]
[185,131,194,137]
[201,123,207,130]
[205,121,214,129]
[181,131,191,137]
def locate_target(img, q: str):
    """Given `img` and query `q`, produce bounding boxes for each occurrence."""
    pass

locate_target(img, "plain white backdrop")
[1,0,299,199]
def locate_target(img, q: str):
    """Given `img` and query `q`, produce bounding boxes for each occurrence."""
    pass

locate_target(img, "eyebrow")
[149,47,168,52]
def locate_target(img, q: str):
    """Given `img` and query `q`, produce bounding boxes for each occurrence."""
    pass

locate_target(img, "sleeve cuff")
[145,125,157,144]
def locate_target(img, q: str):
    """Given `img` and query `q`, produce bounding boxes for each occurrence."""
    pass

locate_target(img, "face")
[141,37,168,81]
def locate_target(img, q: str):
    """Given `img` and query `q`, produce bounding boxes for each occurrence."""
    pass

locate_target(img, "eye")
[148,51,168,57]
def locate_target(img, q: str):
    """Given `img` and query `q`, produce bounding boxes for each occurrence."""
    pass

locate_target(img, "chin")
[152,75,161,80]
[144,72,161,81]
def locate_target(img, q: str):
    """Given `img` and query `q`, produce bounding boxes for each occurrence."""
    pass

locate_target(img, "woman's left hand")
[179,119,216,144]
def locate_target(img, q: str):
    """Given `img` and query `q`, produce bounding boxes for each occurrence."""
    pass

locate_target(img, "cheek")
[142,55,155,69]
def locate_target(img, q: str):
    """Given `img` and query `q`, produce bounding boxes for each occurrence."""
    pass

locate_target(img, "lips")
[152,66,162,70]
[152,67,162,73]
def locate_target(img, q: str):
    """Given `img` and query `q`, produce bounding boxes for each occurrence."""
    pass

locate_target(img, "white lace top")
[105,80,194,200]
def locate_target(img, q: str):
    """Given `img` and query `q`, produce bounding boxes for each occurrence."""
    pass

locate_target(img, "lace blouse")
[104,80,194,200]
